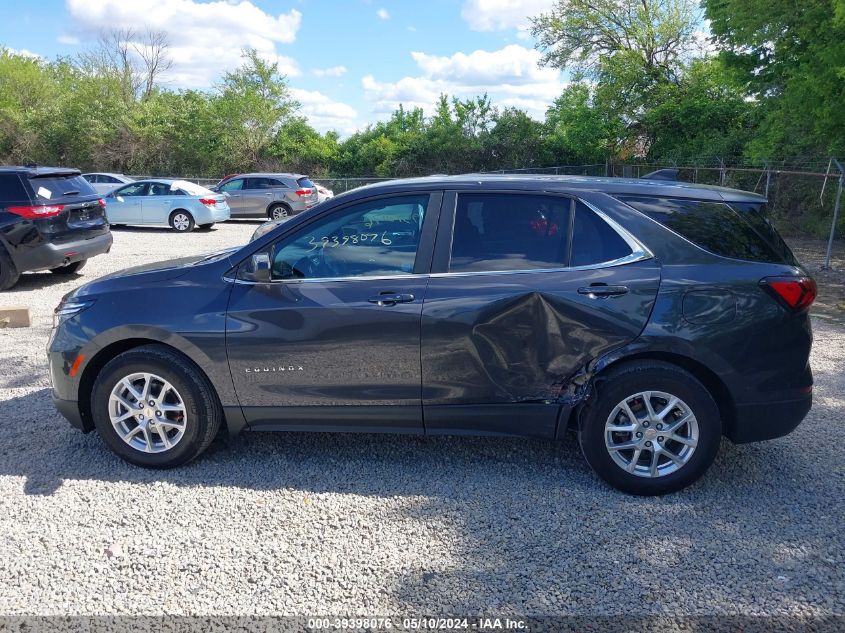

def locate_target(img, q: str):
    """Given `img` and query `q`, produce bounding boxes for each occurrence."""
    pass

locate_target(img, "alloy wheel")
[108,372,188,453]
[172,213,191,231]
[271,206,289,220]
[604,390,699,478]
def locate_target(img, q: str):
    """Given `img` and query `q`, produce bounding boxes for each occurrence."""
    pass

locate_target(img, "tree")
[532,0,703,154]
[214,49,300,171]
[704,0,845,159]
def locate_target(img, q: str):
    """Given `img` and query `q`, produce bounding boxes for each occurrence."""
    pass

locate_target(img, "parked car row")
[0,166,330,289]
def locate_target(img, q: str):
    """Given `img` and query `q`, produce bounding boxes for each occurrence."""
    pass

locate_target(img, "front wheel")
[578,360,721,495]
[169,210,195,232]
[50,260,86,275]
[91,345,222,468]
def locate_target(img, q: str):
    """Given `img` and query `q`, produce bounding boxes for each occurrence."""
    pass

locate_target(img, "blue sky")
[0,0,566,135]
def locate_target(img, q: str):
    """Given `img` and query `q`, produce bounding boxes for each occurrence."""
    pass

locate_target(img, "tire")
[268,203,291,221]
[50,260,86,275]
[199,223,215,230]
[169,210,195,232]
[91,344,222,468]
[578,360,721,495]
[0,245,20,291]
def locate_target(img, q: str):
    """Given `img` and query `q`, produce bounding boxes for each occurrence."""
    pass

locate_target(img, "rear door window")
[617,196,787,263]
[28,174,96,201]
[449,193,572,272]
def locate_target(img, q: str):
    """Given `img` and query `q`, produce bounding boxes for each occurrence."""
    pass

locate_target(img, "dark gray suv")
[49,175,814,495]
[213,173,318,220]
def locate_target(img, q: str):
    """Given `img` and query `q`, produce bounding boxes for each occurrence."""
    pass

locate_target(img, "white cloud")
[461,0,554,35]
[57,34,80,45]
[290,88,360,135]
[362,44,567,119]
[313,65,348,78]
[65,0,302,88]
[4,47,42,60]
[376,8,390,19]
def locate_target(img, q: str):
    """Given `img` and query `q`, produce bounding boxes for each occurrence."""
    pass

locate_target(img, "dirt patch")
[786,237,845,324]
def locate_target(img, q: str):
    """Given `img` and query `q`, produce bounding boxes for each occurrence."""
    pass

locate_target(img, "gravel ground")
[0,223,843,618]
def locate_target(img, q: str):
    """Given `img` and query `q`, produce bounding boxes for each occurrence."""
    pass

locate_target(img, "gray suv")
[212,173,319,220]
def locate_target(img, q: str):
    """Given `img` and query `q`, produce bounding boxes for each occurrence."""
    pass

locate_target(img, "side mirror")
[241,251,272,283]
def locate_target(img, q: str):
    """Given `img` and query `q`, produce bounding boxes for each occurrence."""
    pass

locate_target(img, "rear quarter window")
[0,174,30,204]
[617,195,788,264]
[297,177,315,188]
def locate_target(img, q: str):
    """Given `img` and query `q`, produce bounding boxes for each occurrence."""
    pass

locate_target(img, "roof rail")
[641,168,680,181]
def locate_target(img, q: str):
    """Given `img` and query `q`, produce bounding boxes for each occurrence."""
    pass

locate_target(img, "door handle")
[578,284,629,298]
[368,292,415,306]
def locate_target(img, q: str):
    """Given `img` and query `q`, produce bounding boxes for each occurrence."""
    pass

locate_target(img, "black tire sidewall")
[579,365,721,495]
[0,245,20,290]
[169,210,194,232]
[92,352,210,468]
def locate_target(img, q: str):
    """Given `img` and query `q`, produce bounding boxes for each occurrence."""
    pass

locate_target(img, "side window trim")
[430,189,651,277]
[232,190,444,284]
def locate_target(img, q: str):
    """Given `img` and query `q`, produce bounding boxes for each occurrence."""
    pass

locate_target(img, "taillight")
[199,198,217,206]
[98,198,107,208]
[295,188,312,197]
[7,204,65,219]
[761,276,817,311]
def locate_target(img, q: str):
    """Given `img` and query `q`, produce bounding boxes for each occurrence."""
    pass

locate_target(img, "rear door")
[144,182,179,224]
[240,177,274,217]
[420,190,661,438]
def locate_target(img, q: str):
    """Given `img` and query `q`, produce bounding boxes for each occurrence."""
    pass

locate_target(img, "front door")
[218,177,246,215]
[226,191,442,432]
[421,191,661,438]
[106,182,148,224]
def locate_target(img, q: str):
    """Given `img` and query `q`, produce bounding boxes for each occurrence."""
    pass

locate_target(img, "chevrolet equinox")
[48,175,814,495]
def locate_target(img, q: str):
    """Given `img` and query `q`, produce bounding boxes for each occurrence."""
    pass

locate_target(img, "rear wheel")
[0,245,20,291]
[578,360,721,495]
[50,260,86,275]
[91,345,222,468]
[169,210,194,232]
[268,203,290,221]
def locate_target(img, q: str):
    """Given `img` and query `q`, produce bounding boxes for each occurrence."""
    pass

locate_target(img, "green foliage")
[705,0,845,160]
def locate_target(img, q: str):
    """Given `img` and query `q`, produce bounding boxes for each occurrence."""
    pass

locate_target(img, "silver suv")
[212,173,319,220]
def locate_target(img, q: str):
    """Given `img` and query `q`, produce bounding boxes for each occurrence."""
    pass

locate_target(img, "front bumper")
[729,392,812,443]
[12,231,113,273]
[52,394,88,432]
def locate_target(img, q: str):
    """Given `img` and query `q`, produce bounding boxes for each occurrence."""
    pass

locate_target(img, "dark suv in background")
[212,173,319,220]
[48,175,813,495]
[0,167,112,290]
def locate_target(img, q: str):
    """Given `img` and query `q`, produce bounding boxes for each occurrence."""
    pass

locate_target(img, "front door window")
[268,194,429,280]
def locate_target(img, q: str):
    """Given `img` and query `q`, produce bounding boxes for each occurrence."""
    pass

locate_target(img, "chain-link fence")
[129,160,845,257]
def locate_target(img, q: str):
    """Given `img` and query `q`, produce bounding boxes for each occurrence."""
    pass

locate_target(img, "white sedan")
[105,179,231,232]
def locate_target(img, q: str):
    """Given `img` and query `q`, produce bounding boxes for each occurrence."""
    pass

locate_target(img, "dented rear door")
[420,190,660,437]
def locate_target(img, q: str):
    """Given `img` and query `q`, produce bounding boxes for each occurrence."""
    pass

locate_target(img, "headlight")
[250,221,279,242]
[53,299,95,327]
